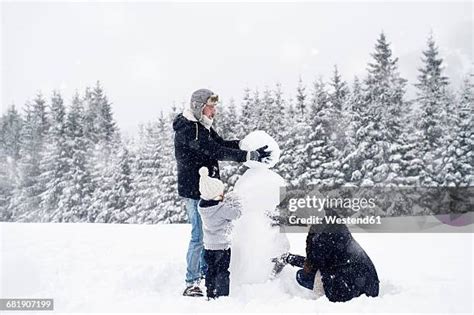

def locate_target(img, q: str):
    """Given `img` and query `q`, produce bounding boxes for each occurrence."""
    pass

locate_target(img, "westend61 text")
[288,215,382,225]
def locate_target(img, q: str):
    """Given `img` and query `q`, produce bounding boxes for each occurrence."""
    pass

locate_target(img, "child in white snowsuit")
[197,167,242,299]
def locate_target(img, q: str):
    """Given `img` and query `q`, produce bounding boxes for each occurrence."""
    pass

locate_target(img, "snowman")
[229,131,290,285]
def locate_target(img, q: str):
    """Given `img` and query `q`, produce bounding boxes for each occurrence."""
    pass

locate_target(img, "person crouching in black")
[272,211,380,302]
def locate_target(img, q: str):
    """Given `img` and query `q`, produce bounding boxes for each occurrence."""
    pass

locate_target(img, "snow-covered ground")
[0,222,472,313]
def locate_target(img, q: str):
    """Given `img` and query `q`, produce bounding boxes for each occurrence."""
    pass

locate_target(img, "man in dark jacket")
[273,212,380,302]
[174,88,270,297]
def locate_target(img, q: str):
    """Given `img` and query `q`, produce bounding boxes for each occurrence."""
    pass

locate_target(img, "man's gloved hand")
[248,145,272,163]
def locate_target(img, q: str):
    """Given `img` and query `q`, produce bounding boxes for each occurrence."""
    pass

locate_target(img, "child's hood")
[198,193,242,221]
[198,201,224,218]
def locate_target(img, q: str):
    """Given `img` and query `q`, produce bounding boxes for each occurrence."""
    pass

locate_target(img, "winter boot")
[183,283,204,297]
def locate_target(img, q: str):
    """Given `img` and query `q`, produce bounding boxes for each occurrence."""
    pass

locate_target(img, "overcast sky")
[1,1,472,136]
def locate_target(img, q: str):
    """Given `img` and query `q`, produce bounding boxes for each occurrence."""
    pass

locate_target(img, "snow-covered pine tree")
[11,94,49,221]
[217,98,244,191]
[230,89,264,190]
[414,34,451,186]
[82,86,97,144]
[96,85,118,147]
[213,98,238,140]
[286,97,296,122]
[155,110,186,223]
[394,100,423,186]
[356,32,407,187]
[224,98,240,140]
[296,76,307,120]
[277,80,312,189]
[123,123,145,223]
[277,119,312,189]
[83,81,118,159]
[87,160,113,223]
[342,77,365,181]
[442,76,473,186]
[328,65,350,151]
[54,92,93,222]
[38,91,69,221]
[224,88,264,190]
[309,77,329,116]
[93,82,119,146]
[238,88,255,138]
[110,146,135,222]
[130,119,164,223]
[270,83,286,143]
[329,65,349,112]
[93,146,135,223]
[260,87,275,134]
[0,105,23,162]
[305,75,345,188]
[455,76,473,186]
[0,105,23,221]
[0,118,9,220]
[85,83,121,222]
[252,89,263,130]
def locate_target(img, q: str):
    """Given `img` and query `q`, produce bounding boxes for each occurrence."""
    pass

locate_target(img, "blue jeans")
[184,198,208,285]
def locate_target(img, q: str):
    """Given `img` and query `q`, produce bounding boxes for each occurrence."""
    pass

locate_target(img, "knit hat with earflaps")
[190,89,218,121]
[198,167,224,201]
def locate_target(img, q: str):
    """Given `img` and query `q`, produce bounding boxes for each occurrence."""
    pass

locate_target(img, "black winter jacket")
[304,217,380,302]
[173,113,247,199]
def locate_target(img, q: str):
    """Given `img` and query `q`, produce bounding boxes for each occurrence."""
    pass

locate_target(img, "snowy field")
[0,222,473,314]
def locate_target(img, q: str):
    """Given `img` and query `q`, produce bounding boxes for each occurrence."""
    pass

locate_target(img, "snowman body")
[229,131,290,285]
